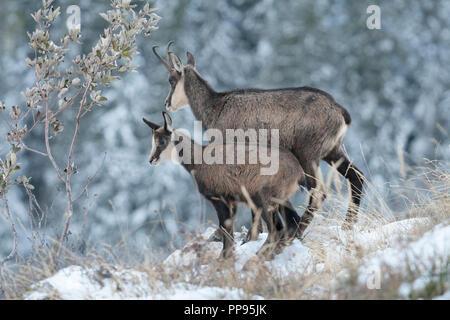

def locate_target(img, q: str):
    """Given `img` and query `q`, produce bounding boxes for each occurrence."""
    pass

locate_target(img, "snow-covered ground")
[25,265,263,300]
[25,217,449,300]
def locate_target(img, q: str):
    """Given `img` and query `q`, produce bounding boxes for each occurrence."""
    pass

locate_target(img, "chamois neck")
[173,130,203,173]
[183,68,218,125]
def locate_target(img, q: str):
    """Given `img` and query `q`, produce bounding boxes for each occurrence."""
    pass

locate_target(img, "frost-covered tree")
[0,0,160,261]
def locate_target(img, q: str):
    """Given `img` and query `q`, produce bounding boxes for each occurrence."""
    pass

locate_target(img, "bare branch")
[19,140,47,157]
[0,195,18,265]
[73,152,107,203]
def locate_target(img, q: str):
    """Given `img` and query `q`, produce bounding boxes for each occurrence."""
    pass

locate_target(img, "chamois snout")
[164,97,169,109]
[148,142,162,166]
[149,154,159,165]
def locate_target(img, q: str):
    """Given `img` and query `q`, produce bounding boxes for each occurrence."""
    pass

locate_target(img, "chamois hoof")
[256,243,277,261]
[219,246,235,260]
[342,218,357,231]
[208,229,223,242]
[341,223,352,231]
[294,227,306,241]
[284,226,301,241]
[243,230,260,244]
[273,243,286,256]
[242,255,264,271]
[279,235,294,250]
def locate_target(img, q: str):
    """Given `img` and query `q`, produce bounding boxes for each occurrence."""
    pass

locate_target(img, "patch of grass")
[1,163,448,300]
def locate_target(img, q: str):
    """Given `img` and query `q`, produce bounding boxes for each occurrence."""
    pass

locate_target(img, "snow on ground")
[434,290,450,300]
[164,217,438,277]
[164,226,316,275]
[25,217,449,300]
[25,265,262,300]
[358,222,450,298]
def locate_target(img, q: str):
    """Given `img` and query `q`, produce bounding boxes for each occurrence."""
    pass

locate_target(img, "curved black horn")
[152,45,171,71]
[166,41,175,68]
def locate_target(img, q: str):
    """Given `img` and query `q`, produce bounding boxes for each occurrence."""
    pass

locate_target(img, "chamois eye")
[169,78,176,86]
[160,139,167,146]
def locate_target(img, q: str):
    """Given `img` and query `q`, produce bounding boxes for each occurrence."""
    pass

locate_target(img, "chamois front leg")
[210,200,235,258]
[278,201,301,245]
[208,228,224,242]
[208,205,238,243]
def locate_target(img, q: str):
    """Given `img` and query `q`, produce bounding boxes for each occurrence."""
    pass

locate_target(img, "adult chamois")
[143,112,304,258]
[153,42,364,236]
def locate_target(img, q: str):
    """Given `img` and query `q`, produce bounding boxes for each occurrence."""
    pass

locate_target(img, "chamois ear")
[186,51,195,67]
[169,52,183,73]
[162,111,174,132]
[142,117,160,130]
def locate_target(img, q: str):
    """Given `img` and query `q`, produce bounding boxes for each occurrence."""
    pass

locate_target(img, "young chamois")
[143,112,304,258]
[153,42,365,237]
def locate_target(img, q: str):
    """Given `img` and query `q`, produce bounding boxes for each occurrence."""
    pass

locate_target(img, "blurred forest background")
[0,0,449,258]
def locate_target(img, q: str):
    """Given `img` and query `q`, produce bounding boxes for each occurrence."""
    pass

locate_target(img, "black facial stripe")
[151,147,162,159]
[157,144,167,152]
[167,89,174,105]
[151,138,167,159]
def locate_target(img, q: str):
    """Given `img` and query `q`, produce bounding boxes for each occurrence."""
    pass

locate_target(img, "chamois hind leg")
[210,200,236,258]
[298,161,325,239]
[324,146,364,230]
[279,200,301,243]
[244,208,264,243]
[252,195,282,260]
[259,207,285,259]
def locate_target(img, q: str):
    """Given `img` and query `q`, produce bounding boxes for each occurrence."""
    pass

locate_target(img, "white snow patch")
[165,218,436,277]
[164,226,314,275]
[25,265,261,300]
[434,290,450,300]
[357,222,449,298]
